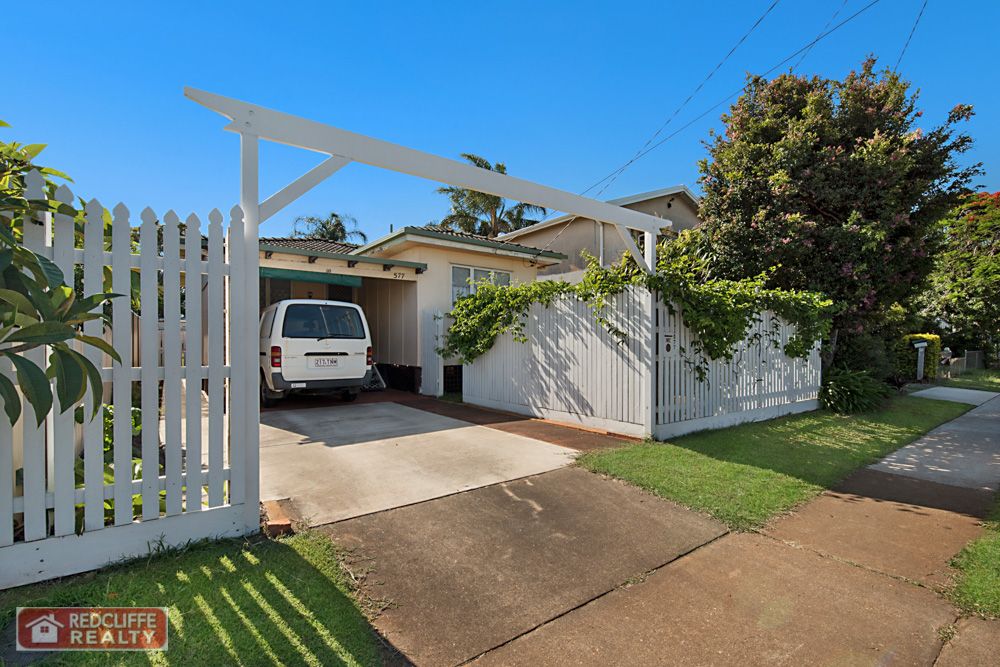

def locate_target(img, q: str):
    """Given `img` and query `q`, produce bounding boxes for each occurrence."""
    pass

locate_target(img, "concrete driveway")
[259,402,577,525]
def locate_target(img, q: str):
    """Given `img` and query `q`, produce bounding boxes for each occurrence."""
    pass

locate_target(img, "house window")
[451,265,512,305]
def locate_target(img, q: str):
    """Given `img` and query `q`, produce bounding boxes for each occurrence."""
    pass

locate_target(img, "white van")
[258,299,373,407]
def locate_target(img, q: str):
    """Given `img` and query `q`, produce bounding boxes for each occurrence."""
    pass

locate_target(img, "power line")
[586,0,783,200]
[791,0,849,72]
[526,0,886,260]
[590,0,886,181]
[894,0,928,71]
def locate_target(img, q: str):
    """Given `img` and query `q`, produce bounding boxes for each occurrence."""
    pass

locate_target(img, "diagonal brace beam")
[259,155,351,222]
[613,223,652,273]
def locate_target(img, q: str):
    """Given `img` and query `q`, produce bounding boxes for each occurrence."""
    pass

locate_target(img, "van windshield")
[281,304,365,339]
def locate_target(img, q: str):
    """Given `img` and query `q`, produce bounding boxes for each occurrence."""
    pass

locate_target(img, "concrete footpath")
[323,390,1000,665]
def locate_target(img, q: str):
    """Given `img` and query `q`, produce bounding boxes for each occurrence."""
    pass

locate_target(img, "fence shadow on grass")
[0,533,398,666]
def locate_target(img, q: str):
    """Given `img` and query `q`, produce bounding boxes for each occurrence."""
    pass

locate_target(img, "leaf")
[6,353,52,426]
[64,348,104,421]
[0,288,37,318]
[21,144,46,159]
[5,321,75,345]
[0,371,20,424]
[48,347,87,412]
[78,334,122,363]
[0,120,10,128]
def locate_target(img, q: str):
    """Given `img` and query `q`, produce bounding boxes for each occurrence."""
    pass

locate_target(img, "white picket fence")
[0,173,259,588]
[463,289,821,438]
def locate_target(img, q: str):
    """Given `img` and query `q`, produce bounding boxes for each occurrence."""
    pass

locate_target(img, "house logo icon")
[24,614,64,644]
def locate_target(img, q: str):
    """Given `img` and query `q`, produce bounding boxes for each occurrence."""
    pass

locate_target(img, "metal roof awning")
[259,266,362,287]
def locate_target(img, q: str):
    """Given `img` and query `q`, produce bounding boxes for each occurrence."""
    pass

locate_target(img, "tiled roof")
[414,225,561,256]
[259,237,359,255]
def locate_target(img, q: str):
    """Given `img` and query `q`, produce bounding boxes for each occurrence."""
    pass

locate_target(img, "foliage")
[0,123,120,425]
[892,333,942,383]
[819,367,892,413]
[436,153,546,237]
[0,531,382,666]
[696,57,979,358]
[950,500,1000,618]
[292,211,367,244]
[579,396,969,530]
[442,247,833,380]
[919,192,1000,365]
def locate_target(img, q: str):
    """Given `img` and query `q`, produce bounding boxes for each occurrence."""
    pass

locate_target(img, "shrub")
[833,332,894,381]
[820,368,893,413]
[892,333,942,383]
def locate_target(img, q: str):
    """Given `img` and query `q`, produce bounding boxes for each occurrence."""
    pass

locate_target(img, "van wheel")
[260,377,281,408]
[342,390,359,403]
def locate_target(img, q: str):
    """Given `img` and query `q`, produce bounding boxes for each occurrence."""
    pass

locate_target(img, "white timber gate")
[463,289,821,439]
[0,172,260,588]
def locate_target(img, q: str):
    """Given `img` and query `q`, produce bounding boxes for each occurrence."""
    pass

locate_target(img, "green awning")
[260,266,362,288]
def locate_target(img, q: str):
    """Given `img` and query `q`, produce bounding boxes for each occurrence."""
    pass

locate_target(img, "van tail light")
[366,346,373,366]
[270,346,282,368]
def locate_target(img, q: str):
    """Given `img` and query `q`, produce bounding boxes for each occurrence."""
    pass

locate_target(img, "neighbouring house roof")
[259,237,359,254]
[353,225,568,262]
[498,184,700,240]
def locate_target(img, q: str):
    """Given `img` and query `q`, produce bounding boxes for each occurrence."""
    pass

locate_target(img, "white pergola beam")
[613,224,651,273]
[184,87,672,239]
[259,155,351,222]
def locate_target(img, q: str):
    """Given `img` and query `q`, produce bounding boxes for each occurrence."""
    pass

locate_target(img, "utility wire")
[791,0,850,71]
[587,0,783,200]
[894,0,927,71]
[526,0,886,260]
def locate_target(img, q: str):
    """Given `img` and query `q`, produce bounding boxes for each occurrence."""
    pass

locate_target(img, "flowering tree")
[696,58,979,364]
[921,192,1000,363]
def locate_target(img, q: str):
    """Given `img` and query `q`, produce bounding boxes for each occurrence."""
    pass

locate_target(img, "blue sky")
[8,1,998,240]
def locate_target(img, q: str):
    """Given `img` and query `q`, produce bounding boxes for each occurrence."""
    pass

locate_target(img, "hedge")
[893,333,942,382]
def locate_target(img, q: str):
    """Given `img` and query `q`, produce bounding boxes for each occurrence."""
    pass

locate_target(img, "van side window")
[281,304,365,339]
[259,309,275,338]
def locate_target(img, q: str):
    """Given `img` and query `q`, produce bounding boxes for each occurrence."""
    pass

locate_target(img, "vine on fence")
[441,249,833,380]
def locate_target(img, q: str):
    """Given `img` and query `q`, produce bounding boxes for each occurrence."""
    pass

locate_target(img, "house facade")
[498,185,702,279]
[257,226,564,394]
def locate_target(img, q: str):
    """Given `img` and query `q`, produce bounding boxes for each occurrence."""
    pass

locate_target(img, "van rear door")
[279,303,369,382]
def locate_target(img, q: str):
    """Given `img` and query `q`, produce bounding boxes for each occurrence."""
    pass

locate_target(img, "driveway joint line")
[458,529,731,667]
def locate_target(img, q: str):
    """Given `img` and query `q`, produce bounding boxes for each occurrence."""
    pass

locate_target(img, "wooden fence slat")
[82,199,106,531]
[161,211,183,516]
[227,206,245,506]
[139,209,160,521]
[111,203,133,526]
[51,189,77,536]
[0,356,13,546]
[206,210,225,507]
[184,214,204,512]
[20,172,49,542]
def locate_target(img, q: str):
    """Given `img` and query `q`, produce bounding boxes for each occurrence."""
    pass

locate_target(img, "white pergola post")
[239,132,261,532]
[642,231,657,438]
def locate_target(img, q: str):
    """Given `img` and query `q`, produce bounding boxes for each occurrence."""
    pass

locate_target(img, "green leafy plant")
[0,121,120,425]
[819,367,893,413]
[442,246,834,379]
[892,333,942,383]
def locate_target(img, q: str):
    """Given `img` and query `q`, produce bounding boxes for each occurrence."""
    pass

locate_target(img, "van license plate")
[311,358,339,368]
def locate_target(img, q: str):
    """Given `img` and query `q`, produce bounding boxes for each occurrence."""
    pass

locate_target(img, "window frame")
[450,264,513,305]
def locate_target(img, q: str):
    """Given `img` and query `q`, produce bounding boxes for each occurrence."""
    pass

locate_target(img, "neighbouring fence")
[0,174,259,588]
[463,288,821,438]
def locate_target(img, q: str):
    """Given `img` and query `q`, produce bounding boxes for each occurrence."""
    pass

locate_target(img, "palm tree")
[437,154,546,237]
[291,212,368,244]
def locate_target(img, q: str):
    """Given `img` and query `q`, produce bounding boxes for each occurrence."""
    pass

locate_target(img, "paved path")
[315,393,1000,665]
[871,391,1000,491]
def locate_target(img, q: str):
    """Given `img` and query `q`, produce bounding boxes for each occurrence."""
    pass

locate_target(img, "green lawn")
[580,396,971,531]
[939,368,1000,393]
[951,500,1000,618]
[0,531,382,666]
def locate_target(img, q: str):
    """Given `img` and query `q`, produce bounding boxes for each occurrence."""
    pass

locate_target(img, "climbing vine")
[441,248,834,380]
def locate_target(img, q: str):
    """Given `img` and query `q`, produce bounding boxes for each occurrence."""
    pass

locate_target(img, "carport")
[186,86,671,527]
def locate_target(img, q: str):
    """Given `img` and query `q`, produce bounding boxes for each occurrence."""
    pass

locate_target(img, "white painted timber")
[1,173,254,588]
[184,87,672,238]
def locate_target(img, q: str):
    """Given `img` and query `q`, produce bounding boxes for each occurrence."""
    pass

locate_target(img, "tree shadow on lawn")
[0,532,401,666]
